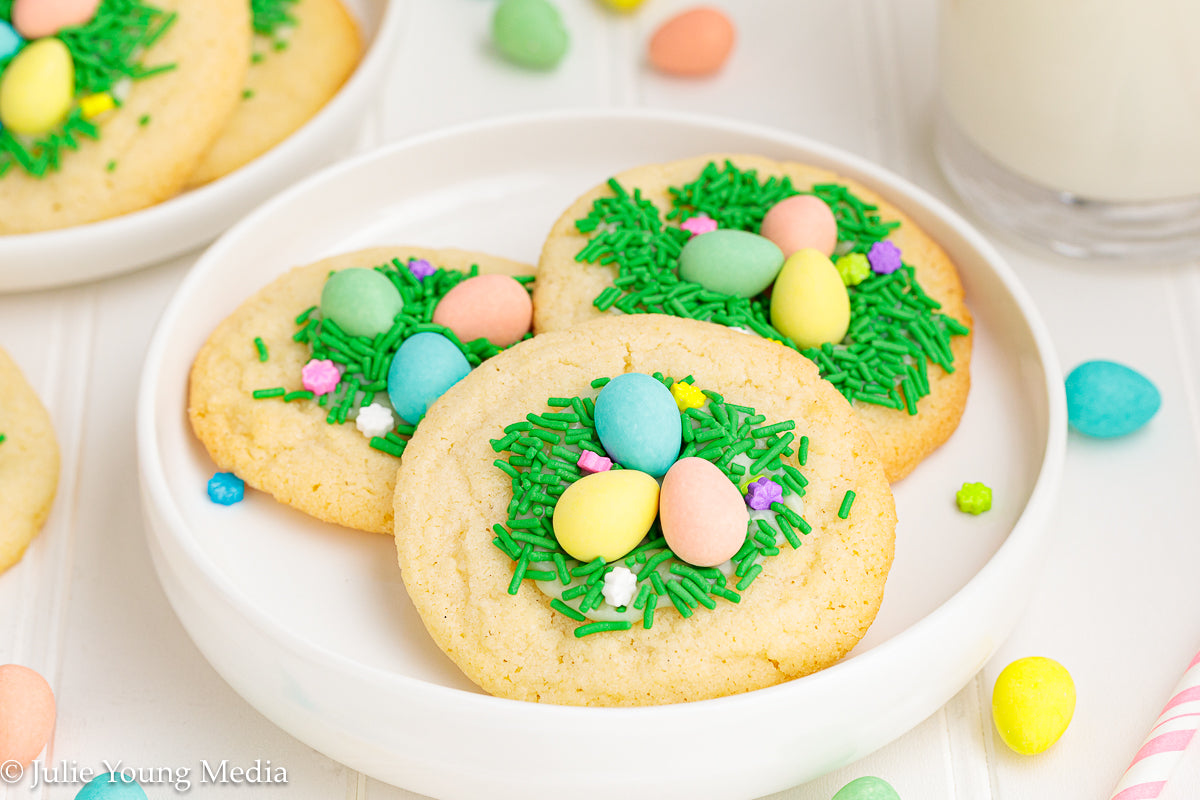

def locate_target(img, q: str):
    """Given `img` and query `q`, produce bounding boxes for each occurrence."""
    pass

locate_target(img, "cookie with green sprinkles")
[534,154,973,481]
[186,0,361,187]
[0,346,60,574]
[188,246,534,535]
[394,314,896,706]
[0,0,252,233]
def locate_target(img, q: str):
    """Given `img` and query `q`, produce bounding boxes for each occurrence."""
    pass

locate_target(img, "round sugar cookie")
[188,247,534,535]
[0,348,60,574]
[534,154,974,481]
[395,314,897,706]
[186,0,362,187]
[0,0,251,234]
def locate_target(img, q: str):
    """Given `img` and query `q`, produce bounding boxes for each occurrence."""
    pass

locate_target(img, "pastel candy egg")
[759,194,839,258]
[659,457,748,567]
[432,274,532,347]
[552,469,659,562]
[12,0,101,38]
[76,773,148,800]
[678,229,784,298]
[992,656,1075,755]
[492,0,569,70]
[386,332,470,424]
[600,0,646,10]
[648,6,735,77]
[0,664,55,766]
[769,248,851,349]
[594,372,682,477]
[319,268,404,339]
[0,21,22,61]
[832,777,901,800]
[1065,360,1160,438]
[0,37,75,136]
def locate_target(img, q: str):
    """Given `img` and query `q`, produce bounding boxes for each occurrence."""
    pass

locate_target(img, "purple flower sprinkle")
[745,477,783,511]
[680,214,718,237]
[407,258,436,280]
[577,450,613,474]
[867,240,903,274]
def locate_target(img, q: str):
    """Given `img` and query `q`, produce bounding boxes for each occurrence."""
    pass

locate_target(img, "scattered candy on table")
[835,253,871,287]
[354,402,394,439]
[867,240,903,274]
[431,273,533,348]
[770,248,851,349]
[300,358,340,396]
[648,6,735,77]
[594,372,682,477]
[319,267,404,339]
[659,456,749,566]
[207,472,245,505]
[956,481,992,514]
[552,468,660,562]
[0,37,75,135]
[760,194,839,258]
[386,331,472,424]
[12,0,101,39]
[0,664,55,767]
[1065,360,1161,438]
[992,656,1076,755]
[677,229,784,298]
[75,773,148,800]
[831,776,901,800]
[491,0,569,70]
[601,565,638,607]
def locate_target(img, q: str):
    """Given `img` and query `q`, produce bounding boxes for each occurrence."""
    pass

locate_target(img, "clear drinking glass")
[934,0,1200,261]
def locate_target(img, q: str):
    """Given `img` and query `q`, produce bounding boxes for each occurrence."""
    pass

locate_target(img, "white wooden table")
[4,1,1200,797]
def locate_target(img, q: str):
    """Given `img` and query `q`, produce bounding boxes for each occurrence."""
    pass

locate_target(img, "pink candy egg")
[659,457,748,567]
[760,195,838,258]
[648,7,735,77]
[0,664,55,766]
[432,274,532,348]
[12,0,101,38]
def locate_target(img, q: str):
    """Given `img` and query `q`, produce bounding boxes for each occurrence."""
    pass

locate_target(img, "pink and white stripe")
[1110,649,1200,800]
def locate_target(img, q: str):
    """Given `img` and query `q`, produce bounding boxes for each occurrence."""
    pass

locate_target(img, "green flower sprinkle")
[572,160,970,415]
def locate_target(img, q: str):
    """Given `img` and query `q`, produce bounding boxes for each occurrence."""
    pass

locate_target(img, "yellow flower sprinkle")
[79,93,116,119]
[670,381,706,412]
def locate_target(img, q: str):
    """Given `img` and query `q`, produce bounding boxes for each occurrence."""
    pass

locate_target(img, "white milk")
[939,0,1200,202]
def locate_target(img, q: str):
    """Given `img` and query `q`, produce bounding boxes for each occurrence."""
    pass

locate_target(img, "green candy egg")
[678,230,784,298]
[492,0,569,70]
[831,776,901,800]
[320,268,404,339]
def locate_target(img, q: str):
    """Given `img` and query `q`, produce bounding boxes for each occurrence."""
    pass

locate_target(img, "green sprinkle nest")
[491,373,824,638]
[250,0,298,41]
[0,0,177,178]
[574,161,971,414]
[254,258,533,459]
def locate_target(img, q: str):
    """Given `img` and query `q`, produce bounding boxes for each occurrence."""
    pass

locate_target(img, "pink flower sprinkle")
[680,214,718,237]
[301,359,340,396]
[577,450,613,474]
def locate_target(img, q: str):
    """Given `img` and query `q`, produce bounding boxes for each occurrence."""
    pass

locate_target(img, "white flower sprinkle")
[602,566,638,608]
[355,402,395,438]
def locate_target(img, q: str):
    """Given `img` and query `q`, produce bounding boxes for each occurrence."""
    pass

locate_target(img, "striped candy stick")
[1110,649,1200,800]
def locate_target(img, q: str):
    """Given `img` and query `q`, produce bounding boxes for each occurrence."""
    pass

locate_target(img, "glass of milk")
[935,0,1200,261]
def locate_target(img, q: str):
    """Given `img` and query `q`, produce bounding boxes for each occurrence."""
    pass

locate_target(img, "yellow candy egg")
[552,469,659,562]
[769,248,850,349]
[0,38,75,136]
[992,656,1076,755]
[600,0,646,10]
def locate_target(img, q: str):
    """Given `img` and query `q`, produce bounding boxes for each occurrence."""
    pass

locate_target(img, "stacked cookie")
[187,154,974,706]
[0,0,361,234]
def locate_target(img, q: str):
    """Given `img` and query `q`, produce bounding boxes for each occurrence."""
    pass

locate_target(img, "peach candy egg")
[648,7,735,77]
[431,274,532,348]
[659,456,748,567]
[12,0,101,39]
[0,664,55,766]
[760,194,839,258]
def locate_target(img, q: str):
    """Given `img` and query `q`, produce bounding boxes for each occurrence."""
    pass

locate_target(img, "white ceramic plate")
[137,110,1066,800]
[0,0,405,294]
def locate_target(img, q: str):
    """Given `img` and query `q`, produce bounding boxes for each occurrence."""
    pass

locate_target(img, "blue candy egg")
[1065,360,1160,438]
[0,22,21,62]
[387,332,471,424]
[75,774,148,800]
[593,372,682,477]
